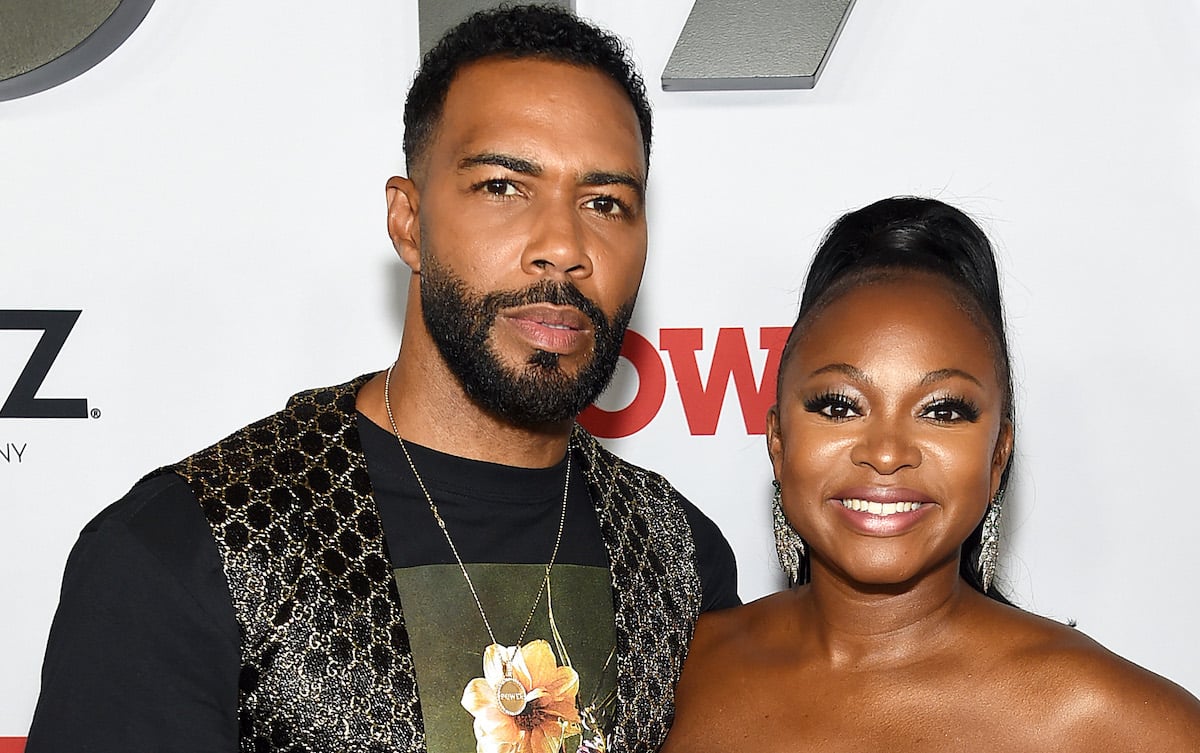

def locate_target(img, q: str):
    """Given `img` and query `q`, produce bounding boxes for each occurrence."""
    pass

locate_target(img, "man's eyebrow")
[458,153,542,175]
[581,170,645,199]
[457,155,644,198]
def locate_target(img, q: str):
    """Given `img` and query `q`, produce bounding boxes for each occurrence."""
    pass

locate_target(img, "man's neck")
[356,344,573,469]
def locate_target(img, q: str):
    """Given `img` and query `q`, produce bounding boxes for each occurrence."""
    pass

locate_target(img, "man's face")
[394,57,649,425]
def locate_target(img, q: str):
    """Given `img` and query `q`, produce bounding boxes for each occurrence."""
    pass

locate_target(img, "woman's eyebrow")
[920,368,983,388]
[807,362,871,385]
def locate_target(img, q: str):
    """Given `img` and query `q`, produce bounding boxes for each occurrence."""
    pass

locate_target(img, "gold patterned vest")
[159,376,702,752]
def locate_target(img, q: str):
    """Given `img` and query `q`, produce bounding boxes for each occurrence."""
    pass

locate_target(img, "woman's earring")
[772,480,807,586]
[978,490,1004,591]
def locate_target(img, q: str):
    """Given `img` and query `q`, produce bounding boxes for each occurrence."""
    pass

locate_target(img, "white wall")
[3,0,1198,735]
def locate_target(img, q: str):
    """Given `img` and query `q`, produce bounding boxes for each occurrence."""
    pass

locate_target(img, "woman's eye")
[482,179,518,196]
[921,399,979,423]
[803,394,862,420]
[926,405,961,421]
[822,402,860,419]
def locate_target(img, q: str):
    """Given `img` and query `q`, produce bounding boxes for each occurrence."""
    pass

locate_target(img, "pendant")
[496,661,528,716]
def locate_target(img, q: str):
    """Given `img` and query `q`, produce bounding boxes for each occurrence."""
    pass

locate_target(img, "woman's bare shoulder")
[982,603,1200,748]
[677,590,803,700]
[688,590,798,660]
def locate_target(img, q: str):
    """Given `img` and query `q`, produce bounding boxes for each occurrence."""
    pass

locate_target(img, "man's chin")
[476,396,585,428]
[480,373,601,427]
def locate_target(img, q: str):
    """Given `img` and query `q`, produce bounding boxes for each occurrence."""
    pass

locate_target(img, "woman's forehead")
[788,273,1002,383]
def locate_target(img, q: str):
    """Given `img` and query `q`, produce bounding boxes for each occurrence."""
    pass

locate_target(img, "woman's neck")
[795,557,981,670]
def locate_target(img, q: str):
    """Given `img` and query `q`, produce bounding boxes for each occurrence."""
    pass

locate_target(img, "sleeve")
[677,494,741,613]
[24,474,240,753]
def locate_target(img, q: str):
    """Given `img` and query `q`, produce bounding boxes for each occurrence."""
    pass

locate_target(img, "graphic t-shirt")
[361,417,617,751]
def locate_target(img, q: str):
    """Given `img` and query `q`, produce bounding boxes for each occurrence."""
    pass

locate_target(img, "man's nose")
[521,198,592,279]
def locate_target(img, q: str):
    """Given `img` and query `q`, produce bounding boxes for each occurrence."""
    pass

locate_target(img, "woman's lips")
[829,487,935,535]
[499,304,592,354]
[839,498,923,516]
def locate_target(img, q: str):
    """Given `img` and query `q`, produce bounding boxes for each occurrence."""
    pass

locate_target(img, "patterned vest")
[159,376,702,752]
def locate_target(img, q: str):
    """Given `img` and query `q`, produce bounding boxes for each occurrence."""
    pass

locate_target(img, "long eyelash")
[925,395,981,422]
[802,391,860,414]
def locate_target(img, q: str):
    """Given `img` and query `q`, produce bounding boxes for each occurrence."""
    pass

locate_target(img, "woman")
[663,197,1200,751]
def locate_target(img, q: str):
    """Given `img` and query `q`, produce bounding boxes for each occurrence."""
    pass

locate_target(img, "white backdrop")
[3,0,1199,738]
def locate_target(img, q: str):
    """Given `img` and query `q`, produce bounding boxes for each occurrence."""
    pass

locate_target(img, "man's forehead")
[434,57,645,169]
[447,58,635,119]
[448,55,620,98]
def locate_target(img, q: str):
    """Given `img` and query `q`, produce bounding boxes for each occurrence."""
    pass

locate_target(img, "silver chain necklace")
[383,363,570,716]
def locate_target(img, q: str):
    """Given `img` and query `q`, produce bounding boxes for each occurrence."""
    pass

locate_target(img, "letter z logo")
[0,310,88,418]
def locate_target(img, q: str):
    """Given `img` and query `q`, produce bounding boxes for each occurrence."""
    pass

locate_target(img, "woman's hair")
[783,196,1015,603]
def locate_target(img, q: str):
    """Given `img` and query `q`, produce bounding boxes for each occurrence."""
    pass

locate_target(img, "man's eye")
[482,180,518,196]
[585,196,623,216]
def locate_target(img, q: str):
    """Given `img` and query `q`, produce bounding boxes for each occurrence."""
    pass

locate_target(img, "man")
[27,6,737,752]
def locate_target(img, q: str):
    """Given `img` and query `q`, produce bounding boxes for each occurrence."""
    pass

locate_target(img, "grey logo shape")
[0,0,155,101]
[663,0,856,90]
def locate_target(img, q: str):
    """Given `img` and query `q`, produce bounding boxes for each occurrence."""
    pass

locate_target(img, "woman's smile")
[768,271,1011,587]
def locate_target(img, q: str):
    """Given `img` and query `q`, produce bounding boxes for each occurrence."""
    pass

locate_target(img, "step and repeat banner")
[3,0,1199,740]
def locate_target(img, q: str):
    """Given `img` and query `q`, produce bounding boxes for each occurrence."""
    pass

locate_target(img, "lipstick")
[829,486,934,536]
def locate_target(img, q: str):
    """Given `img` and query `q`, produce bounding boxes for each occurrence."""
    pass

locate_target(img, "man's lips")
[504,304,590,330]
[499,304,593,354]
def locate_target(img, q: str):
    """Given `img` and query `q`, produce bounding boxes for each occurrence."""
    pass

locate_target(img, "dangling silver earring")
[978,490,1004,591]
[772,480,806,586]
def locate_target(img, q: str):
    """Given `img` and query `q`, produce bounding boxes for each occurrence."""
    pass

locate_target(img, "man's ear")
[386,176,421,271]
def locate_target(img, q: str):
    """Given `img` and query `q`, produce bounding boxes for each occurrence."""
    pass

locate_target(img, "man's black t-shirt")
[26,416,739,752]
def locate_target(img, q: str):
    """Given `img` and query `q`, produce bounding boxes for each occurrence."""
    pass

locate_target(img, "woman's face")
[767,272,1012,588]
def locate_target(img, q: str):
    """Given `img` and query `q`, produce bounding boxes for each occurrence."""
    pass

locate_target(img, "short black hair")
[403,4,652,175]
[785,196,1016,604]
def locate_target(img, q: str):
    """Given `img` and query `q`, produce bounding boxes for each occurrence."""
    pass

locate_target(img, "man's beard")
[419,256,634,427]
